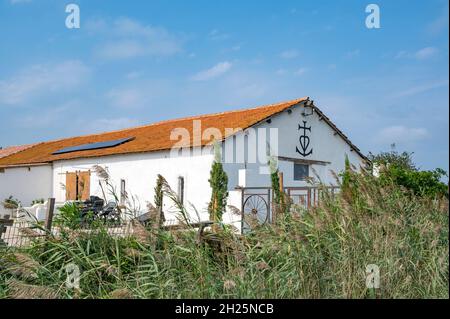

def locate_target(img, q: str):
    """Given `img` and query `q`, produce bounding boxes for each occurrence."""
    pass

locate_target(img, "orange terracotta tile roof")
[0,97,311,167]
[0,144,37,159]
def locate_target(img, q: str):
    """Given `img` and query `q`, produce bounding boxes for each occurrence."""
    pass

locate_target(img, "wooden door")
[65,172,77,200]
[78,171,91,201]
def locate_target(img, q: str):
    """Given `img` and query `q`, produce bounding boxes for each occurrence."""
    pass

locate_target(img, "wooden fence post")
[0,215,12,246]
[45,198,56,232]
[278,172,284,192]
[0,222,5,245]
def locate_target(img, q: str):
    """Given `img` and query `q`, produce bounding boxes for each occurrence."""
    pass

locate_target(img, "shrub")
[369,148,448,199]
[54,202,84,229]
[31,199,45,206]
[2,196,21,210]
[382,166,448,198]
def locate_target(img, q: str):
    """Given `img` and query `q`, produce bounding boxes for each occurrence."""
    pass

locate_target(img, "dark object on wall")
[296,121,313,157]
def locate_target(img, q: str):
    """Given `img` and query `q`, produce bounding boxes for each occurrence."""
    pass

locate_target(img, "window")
[177,176,184,204]
[294,163,309,181]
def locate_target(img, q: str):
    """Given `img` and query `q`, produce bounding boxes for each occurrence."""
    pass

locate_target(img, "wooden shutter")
[78,171,91,201]
[65,172,77,201]
[65,171,91,201]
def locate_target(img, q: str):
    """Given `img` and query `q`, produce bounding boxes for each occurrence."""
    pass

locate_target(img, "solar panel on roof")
[52,137,135,155]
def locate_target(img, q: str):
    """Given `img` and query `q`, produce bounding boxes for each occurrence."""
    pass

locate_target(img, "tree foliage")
[368,147,416,171]
[208,143,229,223]
[269,156,290,214]
[382,166,448,198]
[368,147,448,198]
[269,156,282,204]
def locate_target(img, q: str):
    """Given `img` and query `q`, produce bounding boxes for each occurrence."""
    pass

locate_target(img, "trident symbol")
[296,121,313,157]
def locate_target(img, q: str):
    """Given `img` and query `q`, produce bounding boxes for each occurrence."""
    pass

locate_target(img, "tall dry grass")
[0,170,448,299]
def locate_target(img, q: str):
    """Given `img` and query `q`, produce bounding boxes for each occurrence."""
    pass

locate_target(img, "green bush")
[31,198,45,206]
[369,149,448,199]
[2,196,21,210]
[54,202,84,229]
[383,166,448,198]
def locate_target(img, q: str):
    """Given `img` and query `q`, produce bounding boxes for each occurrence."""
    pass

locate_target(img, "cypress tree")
[208,143,229,224]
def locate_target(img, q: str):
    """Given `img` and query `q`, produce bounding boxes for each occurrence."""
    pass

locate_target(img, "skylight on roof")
[52,137,135,155]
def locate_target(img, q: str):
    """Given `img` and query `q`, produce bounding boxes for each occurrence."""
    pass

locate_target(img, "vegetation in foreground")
[0,166,448,299]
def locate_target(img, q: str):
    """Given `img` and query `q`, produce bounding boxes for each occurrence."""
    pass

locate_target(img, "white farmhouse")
[0,97,367,229]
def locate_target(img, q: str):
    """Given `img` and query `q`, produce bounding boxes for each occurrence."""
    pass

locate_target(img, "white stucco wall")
[222,104,366,190]
[52,148,215,222]
[0,165,53,215]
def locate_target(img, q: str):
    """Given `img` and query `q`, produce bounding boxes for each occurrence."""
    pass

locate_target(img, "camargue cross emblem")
[296,120,313,157]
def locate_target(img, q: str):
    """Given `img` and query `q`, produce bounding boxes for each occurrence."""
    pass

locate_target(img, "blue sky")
[0,0,448,172]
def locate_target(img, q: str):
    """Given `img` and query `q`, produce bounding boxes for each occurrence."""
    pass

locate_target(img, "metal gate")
[238,186,339,233]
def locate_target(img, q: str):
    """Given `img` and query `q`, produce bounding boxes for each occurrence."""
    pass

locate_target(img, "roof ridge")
[34,97,309,145]
[0,143,37,149]
[0,143,40,159]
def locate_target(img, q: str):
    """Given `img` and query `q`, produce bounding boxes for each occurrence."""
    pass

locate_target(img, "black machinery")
[79,196,121,225]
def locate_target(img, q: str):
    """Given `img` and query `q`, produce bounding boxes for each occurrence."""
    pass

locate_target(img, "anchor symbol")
[296,121,313,157]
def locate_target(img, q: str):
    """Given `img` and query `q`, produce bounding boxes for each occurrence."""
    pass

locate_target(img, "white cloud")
[280,49,299,59]
[395,47,440,60]
[105,80,172,109]
[276,67,307,76]
[96,40,147,60]
[84,118,140,133]
[84,18,108,34]
[0,60,90,105]
[414,47,439,60]
[15,100,80,128]
[191,61,233,81]
[125,71,142,80]
[328,64,337,70]
[375,126,430,144]
[394,51,409,59]
[106,88,147,108]
[345,49,360,59]
[294,68,307,76]
[10,0,32,4]
[209,29,230,41]
[391,79,448,98]
[426,8,449,36]
[93,17,182,60]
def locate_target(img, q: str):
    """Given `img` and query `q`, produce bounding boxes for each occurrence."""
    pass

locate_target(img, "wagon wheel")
[242,195,269,232]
